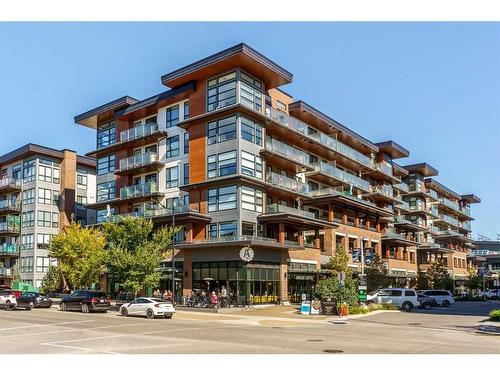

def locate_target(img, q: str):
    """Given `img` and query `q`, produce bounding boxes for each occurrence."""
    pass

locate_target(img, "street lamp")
[360,237,369,276]
[171,193,183,305]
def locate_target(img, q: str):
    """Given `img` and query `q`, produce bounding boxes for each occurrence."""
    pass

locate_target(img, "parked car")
[16,292,53,310]
[0,290,17,309]
[417,293,437,310]
[367,288,419,311]
[60,290,110,313]
[480,289,500,300]
[0,286,21,298]
[418,290,455,307]
[120,297,175,319]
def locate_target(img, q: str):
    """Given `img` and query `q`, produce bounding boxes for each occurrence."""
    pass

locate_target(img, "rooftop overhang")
[74,96,139,129]
[176,238,303,250]
[288,100,379,153]
[403,163,438,177]
[375,140,410,159]
[308,191,393,217]
[424,178,462,200]
[417,244,454,254]
[381,235,418,246]
[394,221,426,232]
[258,213,338,231]
[392,162,409,178]
[461,194,481,204]
[161,43,293,89]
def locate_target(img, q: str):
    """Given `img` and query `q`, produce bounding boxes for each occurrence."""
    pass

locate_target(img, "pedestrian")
[220,285,228,308]
[209,291,218,309]
[162,289,168,300]
[166,289,173,302]
[153,288,161,298]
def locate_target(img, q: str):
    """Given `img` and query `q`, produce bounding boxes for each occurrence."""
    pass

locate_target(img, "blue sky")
[0,22,498,238]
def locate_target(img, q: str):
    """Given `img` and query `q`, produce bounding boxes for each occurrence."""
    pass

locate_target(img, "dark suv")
[60,290,110,313]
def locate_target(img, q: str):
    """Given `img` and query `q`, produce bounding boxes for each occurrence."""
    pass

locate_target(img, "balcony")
[0,243,19,256]
[308,161,371,193]
[435,213,460,229]
[267,107,373,170]
[372,161,393,177]
[382,229,419,245]
[395,201,410,212]
[260,204,337,230]
[176,235,303,249]
[0,178,22,193]
[394,181,409,193]
[433,229,461,239]
[0,219,20,234]
[0,199,21,214]
[120,123,164,143]
[406,185,438,201]
[0,267,14,277]
[119,182,164,202]
[103,205,210,225]
[262,138,313,172]
[394,216,426,232]
[460,206,471,216]
[115,152,162,175]
[459,221,472,232]
[438,197,460,212]
[265,172,310,196]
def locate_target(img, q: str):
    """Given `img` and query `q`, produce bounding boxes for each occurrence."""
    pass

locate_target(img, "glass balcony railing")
[428,206,439,217]
[437,213,460,228]
[265,138,309,166]
[105,206,198,222]
[266,172,310,195]
[0,222,20,233]
[370,184,393,197]
[439,197,460,212]
[310,161,371,192]
[373,162,393,177]
[435,229,460,237]
[120,182,160,199]
[0,177,21,190]
[119,152,159,171]
[267,107,372,168]
[460,221,472,231]
[395,202,410,211]
[266,204,316,219]
[120,123,160,143]
[395,215,411,224]
[0,243,18,255]
[460,206,471,216]
[0,199,21,211]
[394,181,409,193]
[0,267,13,276]
[177,235,298,246]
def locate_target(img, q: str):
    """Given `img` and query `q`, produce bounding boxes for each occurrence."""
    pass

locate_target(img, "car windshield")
[150,298,167,303]
[377,290,391,296]
[91,292,107,298]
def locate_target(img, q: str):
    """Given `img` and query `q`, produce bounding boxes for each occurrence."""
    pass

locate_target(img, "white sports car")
[120,297,175,319]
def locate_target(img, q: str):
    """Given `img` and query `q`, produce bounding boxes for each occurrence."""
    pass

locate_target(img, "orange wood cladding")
[189,79,206,117]
[188,122,207,184]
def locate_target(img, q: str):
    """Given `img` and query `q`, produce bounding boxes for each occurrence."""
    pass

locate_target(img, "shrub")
[489,309,500,321]
[348,302,398,315]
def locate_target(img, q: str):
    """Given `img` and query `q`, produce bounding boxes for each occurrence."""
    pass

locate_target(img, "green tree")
[102,217,179,296]
[465,264,481,294]
[366,254,389,292]
[40,265,62,294]
[424,261,454,291]
[49,221,107,291]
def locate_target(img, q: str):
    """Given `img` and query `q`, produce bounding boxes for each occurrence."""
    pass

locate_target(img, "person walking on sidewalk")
[220,285,228,308]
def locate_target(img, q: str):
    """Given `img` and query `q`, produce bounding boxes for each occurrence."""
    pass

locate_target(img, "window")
[97,181,115,202]
[23,160,36,182]
[241,186,263,212]
[208,185,237,212]
[207,150,237,178]
[22,211,35,228]
[97,207,116,223]
[208,223,218,238]
[77,172,88,187]
[36,256,51,273]
[183,101,189,119]
[76,195,87,206]
[207,116,237,145]
[145,173,157,184]
[38,165,52,182]
[37,234,51,249]
[38,188,52,205]
[20,256,33,273]
[241,117,262,145]
[241,151,262,179]
[276,100,287,112]
[405,291,416,297]
[53,190,60,206]
[97,154,115,175]
[219,221,237,237]
[390,290,403,297]
[52,212,59,228]
[12,164,21,180]
[166,105,180,128]
[37,211,51,227]
[21,234,34,250]
[242,222,256,236]
[166,166,179,188]
[97,121,116,149]
[166,135,180,158]
[239,72,262,112]
[53,168,60,184]
[207,71,237,112]
[23,188,35,205]
[183,132,189,154]
[183,163,189,185]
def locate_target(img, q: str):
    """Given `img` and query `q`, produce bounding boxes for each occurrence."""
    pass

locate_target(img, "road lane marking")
[42,342,119,354]
[0,319,95,331]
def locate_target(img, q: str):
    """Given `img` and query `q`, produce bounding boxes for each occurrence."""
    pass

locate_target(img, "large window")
[166,105,180,128]
[166,135,180,158]
[21,234,34,250]
[208,185,237,212]
[23,160,36,182]
[38,165,52,183]
[166,166,179,188]
[77,171,88,187]
[183,163,189,185]
[241,186,263,212]
[36,256,51,273]
[37,234,51,249]
[241,151,263,179]
[207,71,237,112]
[53,190,60,206]
[97,207,116,223]
[76,195,87,206]
[12,164,21,180]
[183,101,189,120]
[37,211,51,227]
[207,150,237,178]
[208,221,237,238]
[23,188,35,205]
[183,132,189,154]
[241,117,262,145]
[97,154,115,175]
[207,116,237,145]
[22,211,35,228]
[20,256,33,273]
[52,212,59,228]
[38,188,52,205]
[239,72,262,112]
[97,181,115,202]
[97,121,116,149]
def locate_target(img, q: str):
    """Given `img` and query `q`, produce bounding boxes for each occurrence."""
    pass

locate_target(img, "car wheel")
[5,300,12,310]
[29,302,35,310]
[402,302,413,312]
[442,300,450,307]
[60,302,67,311]
[81,303,89,313]
[146,309,154,319]
[165,314,173,319]
[422,302,431,310]
[121,307,128,317]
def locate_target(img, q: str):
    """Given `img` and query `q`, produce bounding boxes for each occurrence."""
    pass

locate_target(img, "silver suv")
[418,290,454,307]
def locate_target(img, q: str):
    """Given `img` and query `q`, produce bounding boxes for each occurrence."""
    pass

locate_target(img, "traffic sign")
[358,290,367,301]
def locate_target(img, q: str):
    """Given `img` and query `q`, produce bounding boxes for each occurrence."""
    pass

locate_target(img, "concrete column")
[185,222,193,243]
[278,223,286,244]
[59,150,77,228]
[342,209,347,225]
[279,249,288,304]
[182,249,192,297]
[328,204,334,222]
[314,229,321,249]
[297,229,304,246]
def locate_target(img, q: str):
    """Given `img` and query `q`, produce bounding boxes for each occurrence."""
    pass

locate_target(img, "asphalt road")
[0,301,498,354]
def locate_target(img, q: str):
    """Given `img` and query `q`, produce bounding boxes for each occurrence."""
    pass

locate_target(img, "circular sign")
[239,246,254,262]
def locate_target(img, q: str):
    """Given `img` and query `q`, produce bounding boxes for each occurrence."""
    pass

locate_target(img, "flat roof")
[74,96,139,129]
[161,43,293,89]
[424,178,462,200]
[374,140,410,159]
[0,143,95,169]
[403,162,438,177]
[461,194,481,204]
[392,162,409,177]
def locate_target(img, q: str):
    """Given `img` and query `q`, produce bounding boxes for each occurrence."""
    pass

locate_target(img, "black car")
[417,293,438,310]
[60,290,110,313]
[16,292,53,310]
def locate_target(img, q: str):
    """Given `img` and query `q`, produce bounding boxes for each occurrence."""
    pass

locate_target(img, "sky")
[0,22,498,238]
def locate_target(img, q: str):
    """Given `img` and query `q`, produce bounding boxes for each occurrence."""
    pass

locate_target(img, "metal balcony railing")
[266,172,310,195]
[120,182,159,199]
[370,184,394,197]
[310,161,371,192]
[105,206,198,222]
[119,152,159,171]
[120,123,160,143]
[0,199,21,211]
[0,177,21,190]
[265,138,309,166]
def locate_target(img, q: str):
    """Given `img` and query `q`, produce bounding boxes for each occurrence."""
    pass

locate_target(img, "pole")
[360,239,365,276]
[482,266,486,301]
[171,204,175,305]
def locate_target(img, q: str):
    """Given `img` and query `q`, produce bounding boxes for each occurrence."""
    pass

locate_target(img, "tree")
[366,254,389,292]
[423,261,454,291]
[48,221,107,291]
[40,265,62,294]
[102,217,179,296]
[465,264,482,294]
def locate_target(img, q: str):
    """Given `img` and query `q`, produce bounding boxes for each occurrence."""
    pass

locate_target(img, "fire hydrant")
[340,302,348,317]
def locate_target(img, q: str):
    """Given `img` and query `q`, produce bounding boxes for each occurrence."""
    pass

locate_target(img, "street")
[0,301,499,354]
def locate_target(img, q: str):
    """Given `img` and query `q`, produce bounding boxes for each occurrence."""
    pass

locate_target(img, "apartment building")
[0,144,96,287]
[74,43,479,302]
